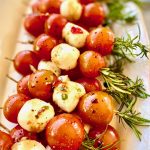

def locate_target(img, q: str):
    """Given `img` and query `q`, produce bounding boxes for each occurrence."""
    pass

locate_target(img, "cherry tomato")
[46,113,84,150]
[28,70,57,101]
[79,0,96,4]
[17,75,31,97]
[86,27,115,56]
[14,50,40,76]
[76,78,102,92]
[89,125,120,150]
[79,51,106,78]
[61,65,82,81]
[45,14,67,39]
[34,34,57,60]
[3,94,30,123]
[24,14,48,37]
[81,3,105,27]
[78,91,114,127]
[37,0,62,14]
[0,130,13,150]
[10,125,37,143]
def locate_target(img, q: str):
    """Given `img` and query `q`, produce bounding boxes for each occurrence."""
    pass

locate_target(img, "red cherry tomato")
[79,51,106,78]
[81,3,105,27]
[17,75,31,97]
[45,14,67,39]
[46,113,84,150]
[78,91,114,127]
[28,70,57,101]
[76,78,102,92]
[37,0,62,14]
[0,130,13,150]
[61,65,82,81]
[3,94,30,123]
[79,0,96,4]
[89,125,120,150]
[34,34,57,60]
[10,125,37,143]
[14,50,40,76]
[86,27,115,56]
[24,14,48,37]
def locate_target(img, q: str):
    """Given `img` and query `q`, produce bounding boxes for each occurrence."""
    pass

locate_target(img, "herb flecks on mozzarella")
[51,43,80,70]
[38,60,61,77]
[62,23,89,48]
[11,140,46,150]
[60,0,82,21]
[53,81,86,113]
[18,99,55,133]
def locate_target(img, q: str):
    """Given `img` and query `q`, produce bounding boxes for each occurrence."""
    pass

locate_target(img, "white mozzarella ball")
[11,140,45,150]
[51,43,80,70]
[62,23,89,48]
[18,99,55,133]
[53,81,86,112]
[38,60,61,76]
[60,0,82,21]
[58,75,70,82]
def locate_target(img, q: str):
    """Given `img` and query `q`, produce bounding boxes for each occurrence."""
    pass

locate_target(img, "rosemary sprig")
[113,34,149,62]
[116,99,150,140]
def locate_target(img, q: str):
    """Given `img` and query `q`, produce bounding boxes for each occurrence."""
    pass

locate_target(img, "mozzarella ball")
[11,140,45,150]
[60,0,82,21]
[51,43,80,70]
[53,81,86,112]
[62,23,89,48]
[58,75,70,82]
[18,99,55,133]
[38,60,61,76]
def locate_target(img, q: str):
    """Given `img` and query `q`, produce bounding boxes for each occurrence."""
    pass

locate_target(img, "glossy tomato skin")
[89,125,120,150]
[0,130,13,150]
[28,70,57,101]
[86,27,115,56]
[79,0,96,4]
[34,34,57,60]
[17,75,31,97]
[14,50,40,76]
[3,94,30,123]
[79,51,106,78]
[76,78,102,92]
[45,14,67,39]
[10,125,37,143]
[46,113,84,150]
[78,91,114,127]
[24,14,48,37]
[81,3,105,27]
[37,0,62,14]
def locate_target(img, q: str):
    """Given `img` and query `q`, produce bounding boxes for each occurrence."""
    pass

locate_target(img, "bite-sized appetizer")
[3,94,30,123]
[11,140,46,150]
[78,91,114,127]
[13,50,40,76]
[34,34,57,61]
[62,23,89,48]
[51,43,80,70]
[86,27,115,56]
[38,60,61,77]
[60,0,82,21]
[46,113,84,150]
[18,99,55,133]
[45,14,67,39]
[53,80,85,112]
[24,14,48,37]
[28,70,57,101]
[79,51,106,78]
[0,130,13,150]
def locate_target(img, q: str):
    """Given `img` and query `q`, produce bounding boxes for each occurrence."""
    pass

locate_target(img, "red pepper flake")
[71,26,83,34]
